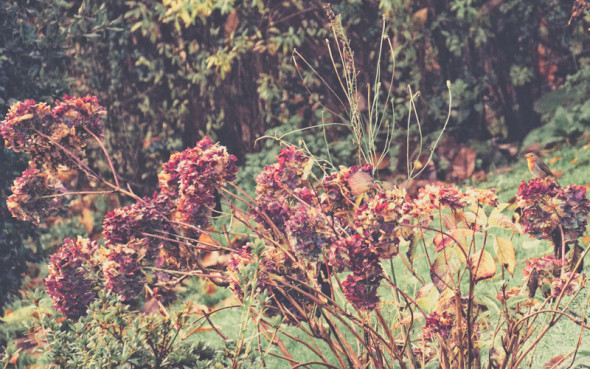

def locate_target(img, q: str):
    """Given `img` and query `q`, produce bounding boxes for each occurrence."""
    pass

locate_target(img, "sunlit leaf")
[470,249,496,281]
[488,212,521,233]
[450,229,470,258]
[433,233,453,252]
[412,159,423,170]
[489,202,510,218]
[431,246,462,292]
[433,288,455,313]
[416,283,440,313]
[494,236,516,275]
[442,213,456,231]
[301,158,314,181]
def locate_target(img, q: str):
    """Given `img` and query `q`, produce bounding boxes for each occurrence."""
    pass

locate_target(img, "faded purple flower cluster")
[103,238,149,302]
[42,136,238,319]
[98,137,238,306]
[1,96,106,225]
[233,147,501,313]
[248,148,392,311]
[6,167,67,224]
[45,238,101,320]
[422,311,454,341]
[254,146,312,231]
[285,204,336,260]
[0,96,105,172]
[103,192,171,251]
[517,178,590,243]
[335,234,383,311]
[159,136,237,234]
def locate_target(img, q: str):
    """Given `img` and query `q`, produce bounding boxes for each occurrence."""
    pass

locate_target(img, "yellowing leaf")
[488,212,521,233]
[433,233,453,252]
[412,159,423,170]
[301,158,314,181]
[464,210,487,229]
[450,229,470,259]
[433,288,455,313]
[470,249,496,281]
[416,283,440,313]
[431,246,462,292]
[494,236,516,275]
[571,157,578,165]
[442,213,456,231]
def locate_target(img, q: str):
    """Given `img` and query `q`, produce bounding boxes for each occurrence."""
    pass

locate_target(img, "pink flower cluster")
[103,193,172,251]
[551,272,586,298]
[355,187,408,259]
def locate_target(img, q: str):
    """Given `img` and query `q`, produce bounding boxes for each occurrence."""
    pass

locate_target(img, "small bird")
[525,153,558,180]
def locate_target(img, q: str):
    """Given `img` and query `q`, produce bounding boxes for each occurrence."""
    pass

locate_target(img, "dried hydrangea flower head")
[7,167,67,224]
[0,96,105,172]
[45,238,101,320]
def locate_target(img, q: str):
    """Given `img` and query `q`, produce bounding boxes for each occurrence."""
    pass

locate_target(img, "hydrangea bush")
[1,96,589,368]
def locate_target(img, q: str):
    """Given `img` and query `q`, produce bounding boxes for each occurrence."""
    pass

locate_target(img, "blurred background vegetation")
[2,0,590,358]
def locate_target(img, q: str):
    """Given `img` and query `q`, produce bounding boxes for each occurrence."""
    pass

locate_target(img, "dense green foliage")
[6,0,584,190]
[1,293,234,368]
[0,1,68,313]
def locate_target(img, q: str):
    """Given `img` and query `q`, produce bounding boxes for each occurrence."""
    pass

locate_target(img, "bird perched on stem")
[525,153,559,184]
